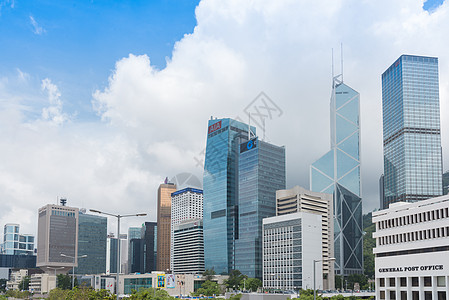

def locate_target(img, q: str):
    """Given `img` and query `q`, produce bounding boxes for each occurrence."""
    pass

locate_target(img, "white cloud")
[29,15,45,35]
[41,78,69,125]
[1,0,449,236]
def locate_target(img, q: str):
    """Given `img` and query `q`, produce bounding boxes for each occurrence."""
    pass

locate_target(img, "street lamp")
[90,209,147,300]
[61,253,87,289]
[313,258,335,300]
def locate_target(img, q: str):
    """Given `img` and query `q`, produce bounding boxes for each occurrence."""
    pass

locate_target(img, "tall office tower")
[37,201,79,273]
[156,180,176,271]
[3,224,35,255]
[203,117,255,274]
[235,137,285,279]
[106,234,126,274]
[173,219,205,274]
[75,211,107,275]
[142,222,157,273]
[276,186,334,289]
[443,171,449,195]
[382,55,443,208]
[310,74,363,276]
[128,227,143,273]
[170,188,203,270]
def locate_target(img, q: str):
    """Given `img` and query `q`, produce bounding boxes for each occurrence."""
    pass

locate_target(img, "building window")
[424,291,432,300]
[438,291,446,300]
[401,291,407,300]
[389,278,395,287]
[380,278,385,287]
[390,290,396,299]
[412,277,419,287]
[400,277,406,287]
[380,291,385,300]
[424,277,432,287]
[437,276,446,287]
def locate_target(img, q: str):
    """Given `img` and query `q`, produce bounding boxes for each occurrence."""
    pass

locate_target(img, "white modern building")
[263,212,322,291]
[170,188,203,270]
[2,224,35,255]
[373,195,449,300]
[276,186,334,290]
[173,219,204,274]
[29,273,56,294]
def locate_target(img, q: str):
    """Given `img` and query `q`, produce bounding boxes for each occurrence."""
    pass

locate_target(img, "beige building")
[157,180,177,271]
[37,201,79,274]
[29,273,56,294]
[276,186,334,290]
[6,269,28,290]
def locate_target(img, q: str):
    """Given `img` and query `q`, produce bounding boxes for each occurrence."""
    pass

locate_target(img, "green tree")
[194,280,221,296]
[49,287,115,300]
[224,270,245,290]
[18,275,30,291]
[228,294,242,300]
[0,278,6,292]
[347,274,368,290]
[244,278,261,292]
[363,212,376,278]
[202,268,216,281]
[57,273,73,290]
[129,287,174,299]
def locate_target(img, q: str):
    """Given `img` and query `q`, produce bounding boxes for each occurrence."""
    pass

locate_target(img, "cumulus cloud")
[1,0,449,235]
[29,15,45,35]
[41,78,69,125]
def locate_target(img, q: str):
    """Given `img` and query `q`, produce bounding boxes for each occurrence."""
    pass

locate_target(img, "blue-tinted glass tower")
[75,212,107,275]
[203,118,255,274]
[235,137,286,279]
[382,55,443,209]
[310,75,363,276]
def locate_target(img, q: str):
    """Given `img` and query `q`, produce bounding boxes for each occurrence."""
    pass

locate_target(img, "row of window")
[379,276,446,288]
[378,206,449,230]
[379,226,449,246]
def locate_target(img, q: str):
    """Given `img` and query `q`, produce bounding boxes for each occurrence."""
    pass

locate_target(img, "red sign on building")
[208,121,222,134]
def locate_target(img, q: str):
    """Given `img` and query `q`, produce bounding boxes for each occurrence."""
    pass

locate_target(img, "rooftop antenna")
[341,42,344,82]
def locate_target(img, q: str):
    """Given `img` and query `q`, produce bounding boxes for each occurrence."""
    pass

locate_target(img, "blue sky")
[0,0,199,120]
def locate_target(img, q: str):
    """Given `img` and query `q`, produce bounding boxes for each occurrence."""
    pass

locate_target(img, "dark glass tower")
[310,75,363,276]
[382,55,443,208]
[75,212,107,275]
[235,137,286,279]
[203,118,255,274]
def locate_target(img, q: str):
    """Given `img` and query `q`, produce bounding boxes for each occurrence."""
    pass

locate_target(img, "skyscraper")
[235,137,285,279]
[142,222,157,273]
[310,74,363,276]
[170,188,203,271]
[156,180,176,271]
[128,227,143,273]
[382,55,443,208]
[203,117,255,274]
[36,201,79,274]
[75,211,107,275]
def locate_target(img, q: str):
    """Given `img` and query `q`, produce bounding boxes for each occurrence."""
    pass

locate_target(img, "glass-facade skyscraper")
[203,117,255,274]
[235,137,285,279]
[310,75,363,275]
[382,55,443,208]
[75,212,107,275]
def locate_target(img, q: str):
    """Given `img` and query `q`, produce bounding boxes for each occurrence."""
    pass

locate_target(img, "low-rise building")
[6,269,28,290]
[262,212,322,291]
[373,195,449,300]
[29,273,56,294]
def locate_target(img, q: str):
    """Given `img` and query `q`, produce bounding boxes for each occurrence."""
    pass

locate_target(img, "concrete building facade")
[373,195,449,300]
[276,186,334,289]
